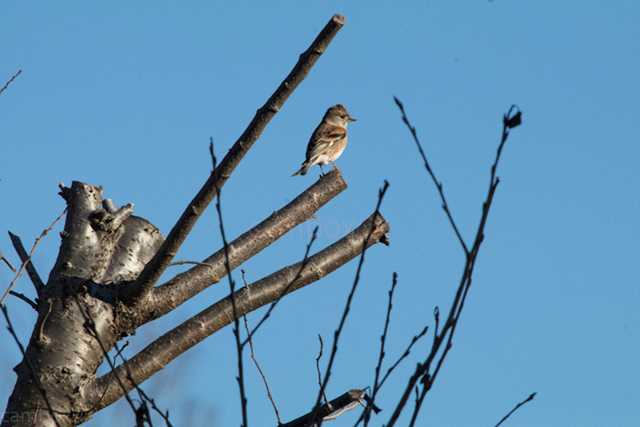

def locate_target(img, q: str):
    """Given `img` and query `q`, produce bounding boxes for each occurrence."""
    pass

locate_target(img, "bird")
[292,104,356,176]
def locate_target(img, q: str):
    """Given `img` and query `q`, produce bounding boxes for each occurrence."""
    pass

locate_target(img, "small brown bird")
[292,104,356,176]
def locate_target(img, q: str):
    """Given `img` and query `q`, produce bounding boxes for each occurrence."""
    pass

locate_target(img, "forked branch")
[385,101,523,426]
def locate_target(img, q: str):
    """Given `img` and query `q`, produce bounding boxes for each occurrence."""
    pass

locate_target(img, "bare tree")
[1,13,533,427]
[1,15,390,427]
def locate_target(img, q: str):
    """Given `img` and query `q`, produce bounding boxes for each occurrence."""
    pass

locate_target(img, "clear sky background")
[1,1,639,426]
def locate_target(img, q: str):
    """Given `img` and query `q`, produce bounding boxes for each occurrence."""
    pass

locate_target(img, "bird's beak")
[348,115,357,122]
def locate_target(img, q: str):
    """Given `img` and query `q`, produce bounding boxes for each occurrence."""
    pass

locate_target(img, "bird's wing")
[306,124,347,161]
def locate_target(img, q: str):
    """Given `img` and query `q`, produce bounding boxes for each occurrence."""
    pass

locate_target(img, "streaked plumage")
[292,104,356,176]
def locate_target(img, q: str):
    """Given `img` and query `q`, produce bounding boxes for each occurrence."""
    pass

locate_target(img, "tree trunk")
[3,182,163,426]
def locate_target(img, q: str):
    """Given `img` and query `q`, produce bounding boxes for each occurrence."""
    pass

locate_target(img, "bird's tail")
[291,162,309,176]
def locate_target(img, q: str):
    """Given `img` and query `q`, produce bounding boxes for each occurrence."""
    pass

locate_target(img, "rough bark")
[2,182,163,427]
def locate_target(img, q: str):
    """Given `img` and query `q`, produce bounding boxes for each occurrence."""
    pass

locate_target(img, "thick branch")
[128,14,346,301]
[140,169,346,323]
[93,212,389,410]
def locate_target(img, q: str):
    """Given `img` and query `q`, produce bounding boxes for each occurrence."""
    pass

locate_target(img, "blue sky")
[1,1,639,426]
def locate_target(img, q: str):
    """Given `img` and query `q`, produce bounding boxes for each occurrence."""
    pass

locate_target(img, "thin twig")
[1,208,67,304]
[113,341,130,360]
[1,304,62,427]
[494,392,536,427]
[211,140,249,427]
[240,271,282,425]
[312,181,390,426]
[385,102,523,426]
[393,96,469,255]
[8,231,46,295]
[355,323,428,427]
[315,335,329,405]
[9,290,38,310]
[113,342,174,427]
[0,69,22,96]
[378,325,429,391]
[241,226,319,347]
[362,272,397,426]
[0,250,16,272]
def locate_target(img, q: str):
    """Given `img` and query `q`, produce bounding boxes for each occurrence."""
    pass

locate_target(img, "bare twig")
[210,140,249,427]
[1,304,61,427]
[241,226,318,347]
[1,209,67,305]
[385,102,522,426]
[129,14,346,301]
[494,392,536,427]
[8,231,46,295]
[0,250,16,272]
[241,271,282,425]
[113,342,174,427]
[312,181,389,426]
[315,335,329,405]
[362,272,398,426]
[9,290,38,310]
[377,325,429,391]
[355,323,428,427]
[393,96,469,255]
[0,69,22,96]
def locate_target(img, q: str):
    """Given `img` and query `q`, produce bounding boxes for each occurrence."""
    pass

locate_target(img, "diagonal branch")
[241,272,282,425]
[393,97,469,255]
[0,250,16,272]
[127,14,346,301]
[0,69,22,96]
[0,209,67,305]
[494,392,536,427]
[140,169,346,324]
[93,212,389,410]
[241,226,318,346]
[9,291,38,310]
[8,231,46,296]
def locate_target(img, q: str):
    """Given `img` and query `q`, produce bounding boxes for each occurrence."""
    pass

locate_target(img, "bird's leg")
[319,164,326,176]
[330,161,338,171]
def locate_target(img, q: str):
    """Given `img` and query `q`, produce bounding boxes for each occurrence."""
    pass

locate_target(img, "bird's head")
[325,104,356,126]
